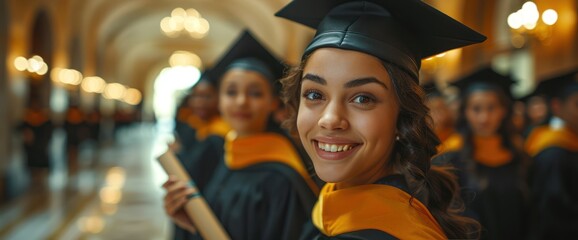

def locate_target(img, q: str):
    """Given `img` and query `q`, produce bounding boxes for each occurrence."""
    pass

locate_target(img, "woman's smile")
[312,137,362,161]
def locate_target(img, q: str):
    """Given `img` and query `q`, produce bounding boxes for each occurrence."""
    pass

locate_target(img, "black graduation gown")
[174,136,225,240]
[527,147,578,240]
[183,133,317,240]
[21,120,53,169]
[433,152,528,240]
[313,230,397,240]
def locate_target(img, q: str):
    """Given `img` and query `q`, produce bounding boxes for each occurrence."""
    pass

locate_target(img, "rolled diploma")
[157,150,231,240]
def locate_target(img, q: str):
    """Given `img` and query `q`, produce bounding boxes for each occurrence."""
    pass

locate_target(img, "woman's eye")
[303,90,323,101]
[226,90,237,96]
[249,91,263,97]
[352,95,374,104]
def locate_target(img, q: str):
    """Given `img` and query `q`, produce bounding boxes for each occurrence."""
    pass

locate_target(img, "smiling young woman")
[277,0,486,239]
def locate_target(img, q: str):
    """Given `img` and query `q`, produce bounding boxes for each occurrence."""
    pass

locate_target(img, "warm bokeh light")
[37,64,48,75]
[507,1,557,47]
[161,8,210,39]
[15,55,48,75]
[81,76,106,93]
[53,68,83,85]
[106,167,126,188]
[103,83,126,100]
[169,51,202,68]
[99,186,122,204]
[78,216,105,234]
[123,88,142,105]
[14,57,28,71]
[542,9,558,26]
[27,56,44,73]
[508,12,523,29]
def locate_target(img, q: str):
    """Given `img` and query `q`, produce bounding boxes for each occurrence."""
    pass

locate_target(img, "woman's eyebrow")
[344,77,388,90]
[303,73,326,85]
[303,74,388,90]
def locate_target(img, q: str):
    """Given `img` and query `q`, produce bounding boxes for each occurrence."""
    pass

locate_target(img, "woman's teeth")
[317,142,355,152]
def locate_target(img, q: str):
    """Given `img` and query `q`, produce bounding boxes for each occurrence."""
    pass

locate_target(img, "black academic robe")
[313,229,397,240]
[21,120,53,169]
[181,132,317,240]
[174,136,225,240]
[433,152,528,240]
[527,147,578,240]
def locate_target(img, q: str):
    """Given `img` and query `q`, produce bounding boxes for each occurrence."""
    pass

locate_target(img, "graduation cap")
[207,30,286,94]
[276,0,486,80]
[532,69,578,100]
[450,67,517,99]
[192,68,217,88]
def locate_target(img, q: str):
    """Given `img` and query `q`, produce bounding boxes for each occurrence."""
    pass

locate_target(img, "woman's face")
[297,48,399,187]
[189,81,219,122]
[219,69,277,136]
[464,91,506,137]
[556,93,578,134]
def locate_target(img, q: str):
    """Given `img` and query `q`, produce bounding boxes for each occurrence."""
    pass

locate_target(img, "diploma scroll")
[157,151,231,240]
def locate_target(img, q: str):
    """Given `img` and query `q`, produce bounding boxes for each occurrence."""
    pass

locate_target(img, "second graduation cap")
[208,30,286,93]
[450,67,517,99]
[532,69,578,100]
[276,0,486,80]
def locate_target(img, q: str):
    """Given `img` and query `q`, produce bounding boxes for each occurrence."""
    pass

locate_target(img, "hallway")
[0,124,171,240]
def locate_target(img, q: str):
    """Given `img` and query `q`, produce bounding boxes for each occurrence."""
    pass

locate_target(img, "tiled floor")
[0,123,172,240]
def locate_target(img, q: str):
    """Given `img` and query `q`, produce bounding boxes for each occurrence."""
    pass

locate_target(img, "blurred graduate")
[170,70,231,240]
[524,69,578,239]
[163,30,319,240]
[435,67,530,240]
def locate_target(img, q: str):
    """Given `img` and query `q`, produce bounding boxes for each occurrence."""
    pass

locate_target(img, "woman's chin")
[313,164,347,184]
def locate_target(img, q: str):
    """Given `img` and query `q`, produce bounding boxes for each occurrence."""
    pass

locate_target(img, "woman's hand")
[162,176,198,234]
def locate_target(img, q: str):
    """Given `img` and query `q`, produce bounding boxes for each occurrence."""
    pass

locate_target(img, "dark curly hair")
[280,56,481,239]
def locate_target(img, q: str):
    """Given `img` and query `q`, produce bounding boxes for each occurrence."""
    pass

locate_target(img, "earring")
[396,135,400,141]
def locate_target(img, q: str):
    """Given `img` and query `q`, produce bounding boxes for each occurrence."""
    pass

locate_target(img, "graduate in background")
[422,81,455,143]
[435,67,529,240]
[20,98,54,183]
[172,71,228,155]
[63,102,87,176]
[517,82,552,138]
[174,93,195,150]
[277,0,485,239]
[524,69,578,240]
[171,71,229,240]
[174,72,230,191]
[163,30,319,240]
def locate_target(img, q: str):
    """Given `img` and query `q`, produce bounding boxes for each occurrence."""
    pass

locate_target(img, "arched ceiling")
[70,0,298,92]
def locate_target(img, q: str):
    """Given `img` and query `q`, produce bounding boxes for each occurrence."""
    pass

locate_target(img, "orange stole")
[224,132,319,195]
[66,108,84,124]
[312,183,446,239]
[195,117,230,141]
[525,126,578,157]
[438,134,513,167]
[25,110,49,126]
